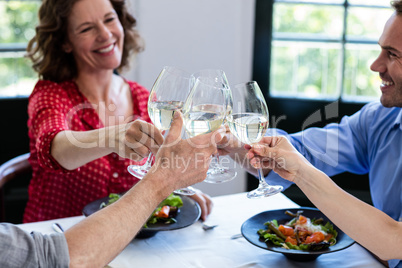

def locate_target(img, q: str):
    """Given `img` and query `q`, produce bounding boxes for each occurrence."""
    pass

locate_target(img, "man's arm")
[65,112,222,267]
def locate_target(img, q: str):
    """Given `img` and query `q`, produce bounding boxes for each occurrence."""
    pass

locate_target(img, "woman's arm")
[51,120,163,170]
[249,136,402,261]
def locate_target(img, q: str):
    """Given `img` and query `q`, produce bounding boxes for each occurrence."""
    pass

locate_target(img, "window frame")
[253,0,391,102]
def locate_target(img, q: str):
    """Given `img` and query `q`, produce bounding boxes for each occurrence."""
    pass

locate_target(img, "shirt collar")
[394,108,402,130]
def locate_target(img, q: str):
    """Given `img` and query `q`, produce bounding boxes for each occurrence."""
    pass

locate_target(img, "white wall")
[123,0,256,196]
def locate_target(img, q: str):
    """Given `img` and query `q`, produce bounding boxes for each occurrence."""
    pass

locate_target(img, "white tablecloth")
[18,192,383,268]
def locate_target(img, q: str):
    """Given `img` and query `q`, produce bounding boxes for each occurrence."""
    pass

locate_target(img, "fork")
[52,222,64,233]
[202,223,218,231]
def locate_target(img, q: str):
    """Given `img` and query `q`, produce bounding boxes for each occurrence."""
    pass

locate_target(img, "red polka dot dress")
[23,79,150,223]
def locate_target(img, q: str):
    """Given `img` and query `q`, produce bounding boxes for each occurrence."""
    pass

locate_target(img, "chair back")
[0,153,31,222]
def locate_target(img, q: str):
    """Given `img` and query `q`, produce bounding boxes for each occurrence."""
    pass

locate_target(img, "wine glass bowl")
[127,66,196,195]
[184,71,237,183]
[228,81,283,198]
[189,69,237,183]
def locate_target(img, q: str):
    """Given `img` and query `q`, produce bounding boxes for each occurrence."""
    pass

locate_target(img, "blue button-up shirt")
[265,101,402,267]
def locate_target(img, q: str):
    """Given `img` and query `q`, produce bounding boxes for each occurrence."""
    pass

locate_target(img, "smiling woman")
[26,0,143,83]
[22,0,214,224]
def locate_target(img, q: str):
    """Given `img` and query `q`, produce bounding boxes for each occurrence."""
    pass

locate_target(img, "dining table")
[17,192,384,268]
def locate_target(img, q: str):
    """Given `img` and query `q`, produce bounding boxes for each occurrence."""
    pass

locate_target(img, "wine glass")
[227,81,283,198]
[191,70,237,183]
[127,66,196,195]
[182,75,236,184]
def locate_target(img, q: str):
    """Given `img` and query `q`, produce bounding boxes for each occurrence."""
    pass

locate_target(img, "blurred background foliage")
[0,1,39,97]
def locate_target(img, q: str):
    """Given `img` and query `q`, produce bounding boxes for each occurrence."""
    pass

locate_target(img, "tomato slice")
[278,224,294,236]
[305,232,325,244]
[154,205,170,218]
[285,236,298,245]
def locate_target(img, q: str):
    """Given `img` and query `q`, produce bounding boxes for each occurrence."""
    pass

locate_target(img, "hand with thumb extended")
[147,111,222,192]
[163,111,184,147]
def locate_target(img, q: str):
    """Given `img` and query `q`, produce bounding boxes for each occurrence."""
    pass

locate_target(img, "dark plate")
[82,193,201,238]
[241,207,355,261]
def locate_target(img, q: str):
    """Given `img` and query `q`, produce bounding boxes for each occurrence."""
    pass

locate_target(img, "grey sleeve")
[0,223,70,268]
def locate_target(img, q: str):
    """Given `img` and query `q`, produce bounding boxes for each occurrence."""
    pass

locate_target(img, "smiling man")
[257,2,402,267]
[370,7,402,108]
[221,1,402,267]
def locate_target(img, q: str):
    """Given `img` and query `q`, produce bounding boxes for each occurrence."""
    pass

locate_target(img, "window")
[262,0,392,102]
[0,1,40,98]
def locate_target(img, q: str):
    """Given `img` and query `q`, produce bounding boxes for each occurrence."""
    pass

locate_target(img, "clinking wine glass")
[227,81,283,198]
[127,66,196,195]
[183,76,236,184]
[190,69,237,183]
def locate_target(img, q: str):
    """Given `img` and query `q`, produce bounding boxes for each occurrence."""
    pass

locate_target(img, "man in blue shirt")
[222,1,402,267]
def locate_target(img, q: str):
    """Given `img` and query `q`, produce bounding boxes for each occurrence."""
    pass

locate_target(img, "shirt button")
[112,153,117,158]
[113,172,119,178]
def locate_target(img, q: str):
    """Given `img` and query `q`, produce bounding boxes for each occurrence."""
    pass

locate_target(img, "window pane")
[347,7,393,41]
[270,41,341,99]
[348,0,390,7]
[0,52,36,97]
[343,44,381,101]
[0,1,40,44]
[273,3,344,39]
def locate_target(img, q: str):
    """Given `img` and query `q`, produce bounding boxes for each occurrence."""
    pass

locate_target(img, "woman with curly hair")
[24,0,213,223]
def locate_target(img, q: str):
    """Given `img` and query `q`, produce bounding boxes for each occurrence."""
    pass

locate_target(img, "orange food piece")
[325,233,333,241]
[154,205,170,218]
[278,225,294,236]
[298,215,307,224]
[305,232,325,244]
[285,236,298,245]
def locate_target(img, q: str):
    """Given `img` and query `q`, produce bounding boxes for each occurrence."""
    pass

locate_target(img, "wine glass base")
[204,168,237,184]
[127,165,149,179]
[174,186,196,196]
[247,185,283,199]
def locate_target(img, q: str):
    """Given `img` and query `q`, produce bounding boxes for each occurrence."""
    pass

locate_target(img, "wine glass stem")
[257,167,268,187]
[144,151,153,169]
[214,152,221,165]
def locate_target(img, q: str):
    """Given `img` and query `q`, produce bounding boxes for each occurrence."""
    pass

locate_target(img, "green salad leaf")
[159,193,183,208]
[99,193,183,228]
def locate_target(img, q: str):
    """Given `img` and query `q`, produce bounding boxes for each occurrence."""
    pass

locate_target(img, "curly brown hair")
[392,0,402,13]
[26,0,144,82]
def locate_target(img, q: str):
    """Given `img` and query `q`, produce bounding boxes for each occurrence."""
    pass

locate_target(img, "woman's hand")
[216,125,263,176]
[190,189,213,221]
[115,120,164,161]
[246,136,313,183]
[216,126,246,158]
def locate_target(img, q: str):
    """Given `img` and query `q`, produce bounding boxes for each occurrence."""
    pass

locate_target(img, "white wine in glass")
[227,81,283,198]
[190,69,237,183]
[183,76,236,184]
[127,66,196,195]
[148,101,184,130]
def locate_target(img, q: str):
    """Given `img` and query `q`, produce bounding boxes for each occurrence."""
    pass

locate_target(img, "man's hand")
[146,112,223,194]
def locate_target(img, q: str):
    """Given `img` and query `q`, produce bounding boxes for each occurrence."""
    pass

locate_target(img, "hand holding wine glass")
[127,66,196,195]
[190,69,237,183]
[227,81,283,198]
[182,77,230,184]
